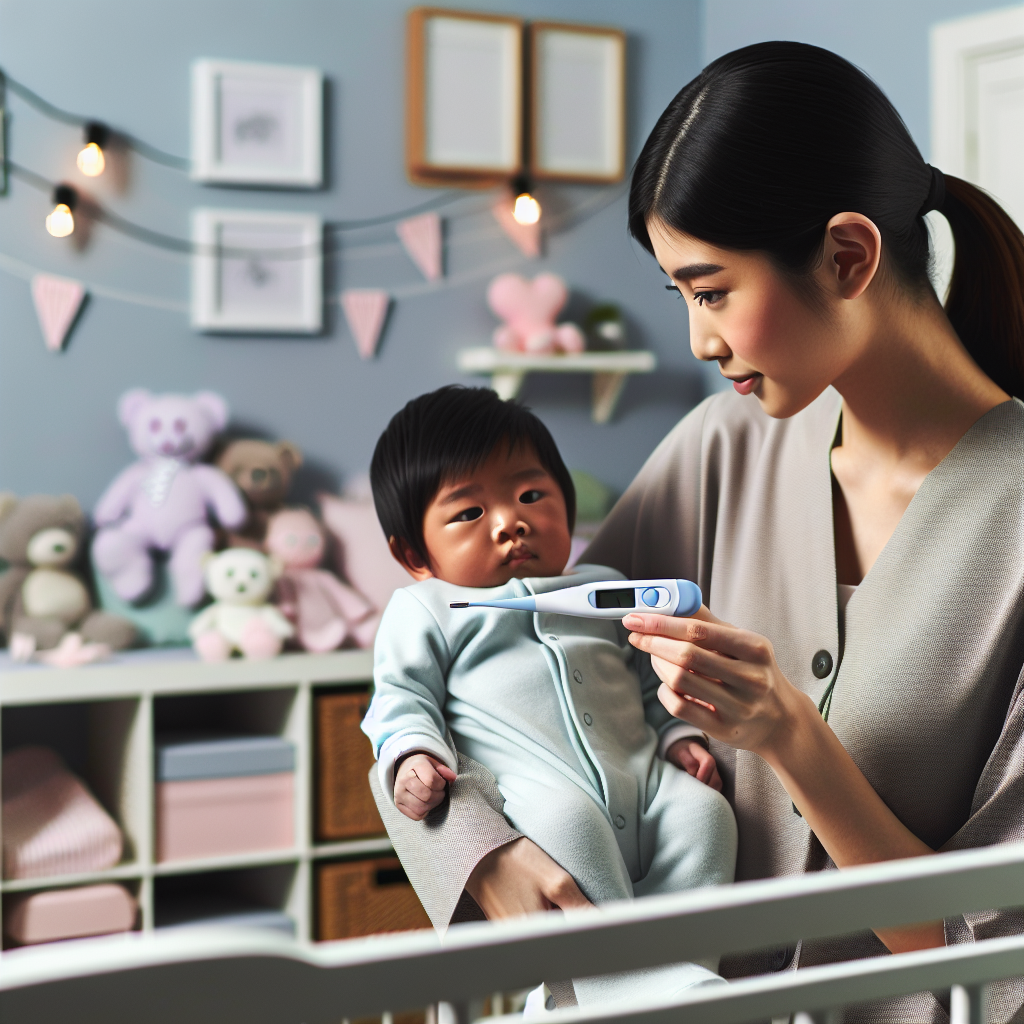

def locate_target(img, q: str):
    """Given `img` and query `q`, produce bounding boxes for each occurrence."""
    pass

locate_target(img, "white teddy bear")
[189,548,293,662]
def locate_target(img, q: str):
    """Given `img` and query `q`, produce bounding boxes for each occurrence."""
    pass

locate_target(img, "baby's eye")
[519,490,543,504]
[451,506,483,523]
[694,290,726,307]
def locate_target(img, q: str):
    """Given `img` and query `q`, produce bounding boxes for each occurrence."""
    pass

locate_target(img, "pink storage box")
[155,772,294,862]
[4,883,136,945]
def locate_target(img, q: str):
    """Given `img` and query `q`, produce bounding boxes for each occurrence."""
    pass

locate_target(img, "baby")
[362,385,737,1003]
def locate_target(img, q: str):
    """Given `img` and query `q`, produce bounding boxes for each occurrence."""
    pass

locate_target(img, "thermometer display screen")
[594,587,637,609]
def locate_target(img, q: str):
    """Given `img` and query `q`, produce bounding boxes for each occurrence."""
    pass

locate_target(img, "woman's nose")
[690,320,731,363]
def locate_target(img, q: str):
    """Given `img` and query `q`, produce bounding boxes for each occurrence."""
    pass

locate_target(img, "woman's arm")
[625,609,944,953]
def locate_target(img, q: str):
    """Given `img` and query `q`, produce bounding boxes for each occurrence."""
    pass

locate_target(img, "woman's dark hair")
[370,385,576,564]
[629,41,1024,398]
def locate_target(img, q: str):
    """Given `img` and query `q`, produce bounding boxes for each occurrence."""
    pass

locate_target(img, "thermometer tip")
[449,602,470,609]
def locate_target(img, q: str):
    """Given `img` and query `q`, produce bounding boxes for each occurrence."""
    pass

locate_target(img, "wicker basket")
[316,857,431,940]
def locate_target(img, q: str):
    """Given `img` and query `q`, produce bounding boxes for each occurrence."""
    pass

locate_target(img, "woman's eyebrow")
[672,262,724,281]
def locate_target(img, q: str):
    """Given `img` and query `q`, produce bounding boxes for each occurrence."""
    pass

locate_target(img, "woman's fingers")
[624,613,775,665]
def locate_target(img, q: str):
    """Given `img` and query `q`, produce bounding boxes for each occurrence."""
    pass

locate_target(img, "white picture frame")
[406,8,523,183]
[191,209,323,334]
[191,59,323,187]
[529,23,626,183]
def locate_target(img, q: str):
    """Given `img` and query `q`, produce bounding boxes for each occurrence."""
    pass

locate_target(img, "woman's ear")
[388,536,434,581]
[823,213,882,300]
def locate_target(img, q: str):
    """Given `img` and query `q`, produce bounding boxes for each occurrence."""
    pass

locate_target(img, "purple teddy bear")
[92,389,247,608]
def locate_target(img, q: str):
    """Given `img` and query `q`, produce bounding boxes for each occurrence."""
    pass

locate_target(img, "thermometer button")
[641,588,661,607]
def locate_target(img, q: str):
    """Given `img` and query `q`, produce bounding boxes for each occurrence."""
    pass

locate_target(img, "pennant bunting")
[31,273,87,352]
[396,212,442,281]
[491,191,541,258]
[341,289,390,359]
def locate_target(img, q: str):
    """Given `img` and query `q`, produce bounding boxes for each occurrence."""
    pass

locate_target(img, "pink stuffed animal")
[486,273,585,354]
[92,390,247,608]
[265,508,379,651]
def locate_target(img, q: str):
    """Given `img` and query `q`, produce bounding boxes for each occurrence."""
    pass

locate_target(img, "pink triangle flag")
[341,289,390,359]
[31,273,87,352]
[396,212,442,281]
[491,191,541,258]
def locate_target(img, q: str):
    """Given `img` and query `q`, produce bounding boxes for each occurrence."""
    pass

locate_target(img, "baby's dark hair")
[370,385,576,565]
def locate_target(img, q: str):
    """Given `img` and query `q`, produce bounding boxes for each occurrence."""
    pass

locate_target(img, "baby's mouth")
[503,545,536,566]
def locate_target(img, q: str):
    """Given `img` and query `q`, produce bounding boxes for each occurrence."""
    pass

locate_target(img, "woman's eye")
[519,490,543,504]
[452,506,483,523]
[664,283,682,299]
[694,290,726,307]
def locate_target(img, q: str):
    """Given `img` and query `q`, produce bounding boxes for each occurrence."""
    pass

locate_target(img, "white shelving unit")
[0,649,387,947]
[456,348,657,423]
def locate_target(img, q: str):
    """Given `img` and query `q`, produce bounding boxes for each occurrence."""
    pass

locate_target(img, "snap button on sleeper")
[573,670,583,683]
[615,815,626,829]
[812,650,833,679]
[583,713,593,726]
[548,635,558,642]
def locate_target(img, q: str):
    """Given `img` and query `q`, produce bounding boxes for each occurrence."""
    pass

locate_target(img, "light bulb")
[512,191,541,226]
[46,203,75,237]
[77,141,105,177]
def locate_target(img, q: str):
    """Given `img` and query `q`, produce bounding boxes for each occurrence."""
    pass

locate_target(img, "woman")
[374,42,1024,1021]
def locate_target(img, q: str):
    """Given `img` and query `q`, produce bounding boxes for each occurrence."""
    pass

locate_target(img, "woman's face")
[648,218,849,419]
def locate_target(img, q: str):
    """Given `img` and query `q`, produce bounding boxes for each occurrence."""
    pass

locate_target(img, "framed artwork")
[406,8,523,183]
[529,23,626,183]
[191,209,323,334]
[191,60,323,187]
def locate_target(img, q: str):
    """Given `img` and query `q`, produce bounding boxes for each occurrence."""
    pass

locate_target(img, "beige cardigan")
[372,389,1024,1022]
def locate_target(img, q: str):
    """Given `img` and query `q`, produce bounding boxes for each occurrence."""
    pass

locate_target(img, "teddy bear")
[189,547,294,661]
[215,438,303,548]
[264,508,379,651]
[92,389,247,608]
[0,494,138,662]
[486,272,585,354]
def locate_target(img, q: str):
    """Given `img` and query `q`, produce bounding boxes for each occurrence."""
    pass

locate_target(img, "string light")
[76,122,108,177]
[511,174,541,226]
[45,184,77,237]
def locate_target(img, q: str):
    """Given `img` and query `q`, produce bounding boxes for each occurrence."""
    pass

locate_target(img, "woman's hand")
[624,609,811,760]
[465,837,594,920]
[625,607,944,954]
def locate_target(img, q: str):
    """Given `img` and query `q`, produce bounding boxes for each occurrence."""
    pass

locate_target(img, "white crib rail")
[3,841,1024,1024]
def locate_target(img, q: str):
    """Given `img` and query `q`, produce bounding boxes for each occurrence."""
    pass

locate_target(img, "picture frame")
[191,59,323,187]
[191,209,323,334]
[529,22,626,183]
[406,8,523,184]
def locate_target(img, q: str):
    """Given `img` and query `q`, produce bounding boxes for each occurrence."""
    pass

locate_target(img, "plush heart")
[487,273,568,328]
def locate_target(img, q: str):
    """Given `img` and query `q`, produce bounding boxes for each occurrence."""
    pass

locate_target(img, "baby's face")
[415,443,572,588]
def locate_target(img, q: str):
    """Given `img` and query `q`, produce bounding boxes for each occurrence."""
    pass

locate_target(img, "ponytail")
[941,176,1024,398]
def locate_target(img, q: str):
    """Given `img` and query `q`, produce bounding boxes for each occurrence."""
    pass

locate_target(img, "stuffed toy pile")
[216,438,303,549]
[487,272,585,354]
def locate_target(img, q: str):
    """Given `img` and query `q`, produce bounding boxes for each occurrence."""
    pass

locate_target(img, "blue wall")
[0,0,1015,510]
[0,0,704,509]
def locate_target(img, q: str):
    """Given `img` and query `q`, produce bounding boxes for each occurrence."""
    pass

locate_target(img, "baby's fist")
[394,753,458,820]
[665,738,722,792]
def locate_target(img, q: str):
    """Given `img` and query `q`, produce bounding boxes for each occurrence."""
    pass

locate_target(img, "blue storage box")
[155,734,295,782]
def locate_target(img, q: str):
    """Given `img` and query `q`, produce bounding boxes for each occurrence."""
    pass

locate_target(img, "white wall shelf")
[456,348,657,423]
[0,649,386,947]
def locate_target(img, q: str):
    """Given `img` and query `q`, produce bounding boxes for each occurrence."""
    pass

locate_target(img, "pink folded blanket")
[2,747,123,879]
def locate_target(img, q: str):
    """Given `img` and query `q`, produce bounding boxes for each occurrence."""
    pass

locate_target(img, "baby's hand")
[665,738,723,792]
[394,753,458,820]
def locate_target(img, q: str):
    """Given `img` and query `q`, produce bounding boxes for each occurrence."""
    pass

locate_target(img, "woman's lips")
[730,374,762,396]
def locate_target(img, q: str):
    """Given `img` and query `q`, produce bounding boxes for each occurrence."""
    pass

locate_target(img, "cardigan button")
[583,714,593,726]
[573,670,583,683]
[812,650,833,679]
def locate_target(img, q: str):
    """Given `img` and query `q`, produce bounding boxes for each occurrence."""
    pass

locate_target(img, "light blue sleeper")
[362,565,738,1001]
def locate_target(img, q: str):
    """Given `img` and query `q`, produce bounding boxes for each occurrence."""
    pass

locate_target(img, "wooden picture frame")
[528,22,626,183]
[406,8,524,185]
[191,59,323,187]
[191,209,323,334]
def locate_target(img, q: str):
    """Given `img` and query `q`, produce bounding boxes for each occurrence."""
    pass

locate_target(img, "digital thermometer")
[450,579,702,620]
